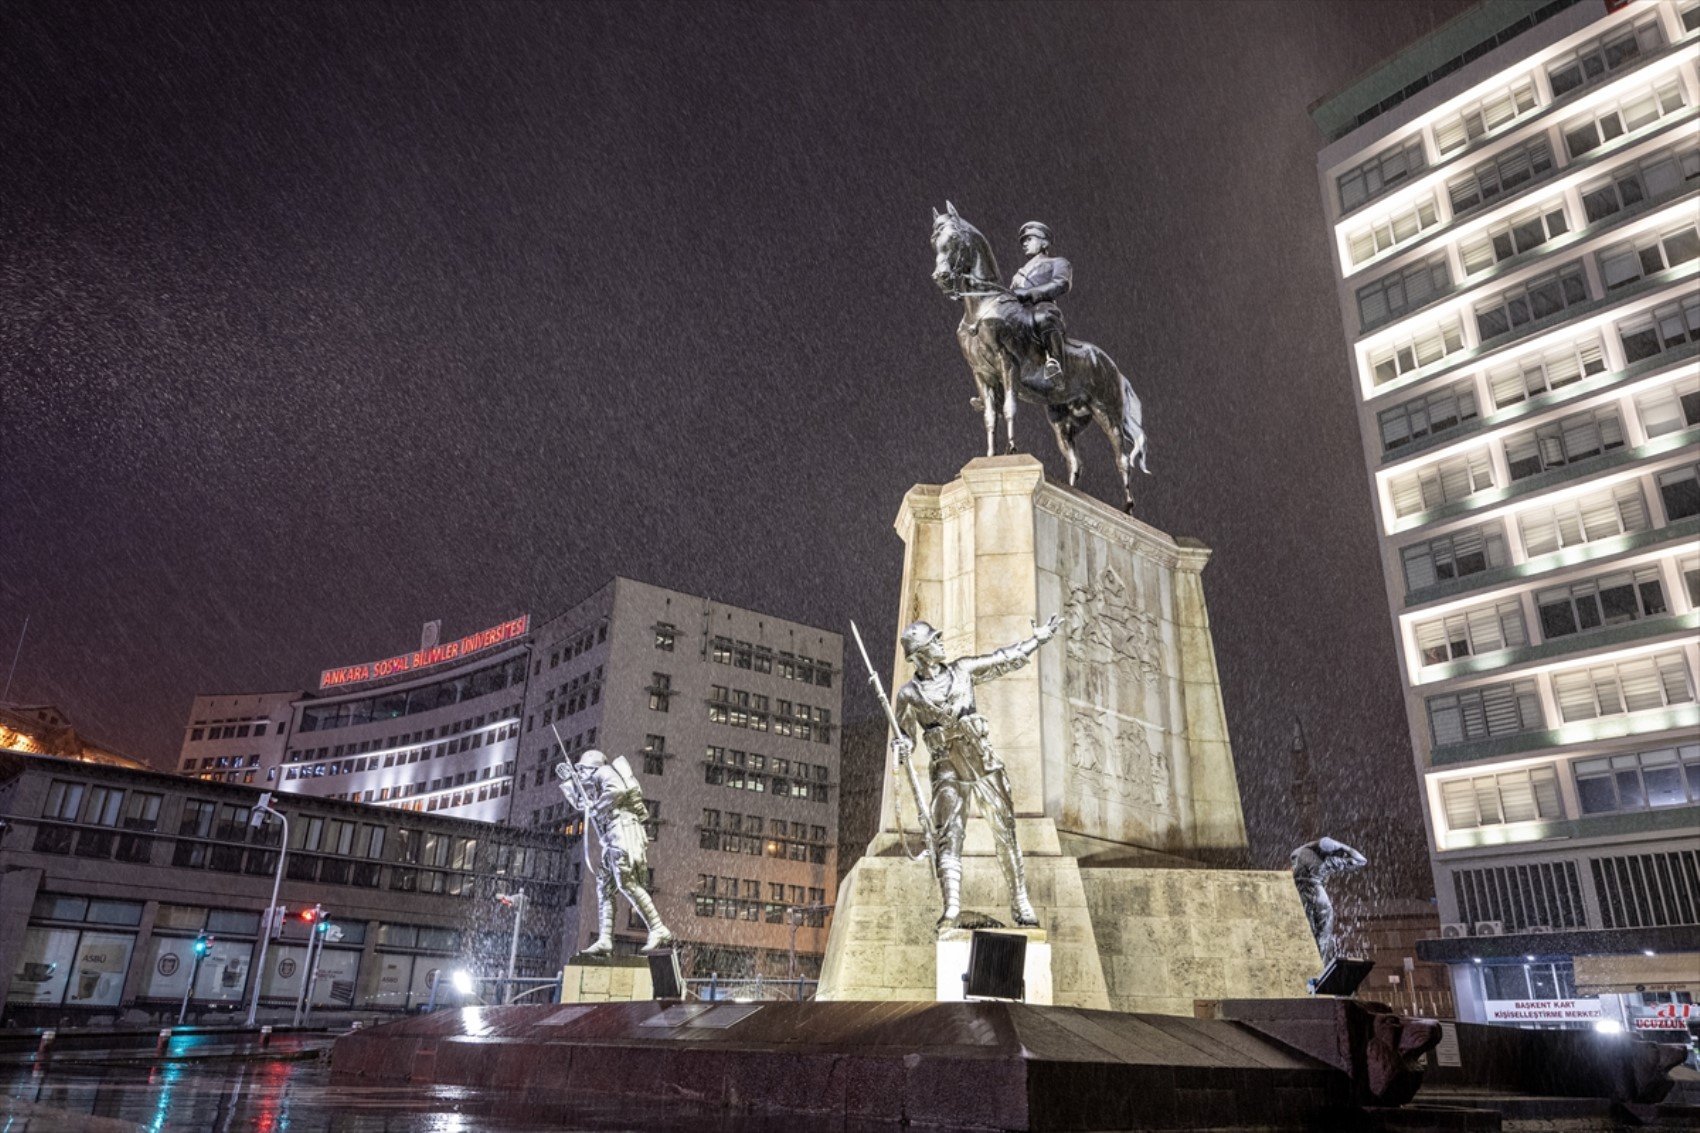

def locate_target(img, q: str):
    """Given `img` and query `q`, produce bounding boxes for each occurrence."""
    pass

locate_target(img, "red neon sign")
[318,615,530,690]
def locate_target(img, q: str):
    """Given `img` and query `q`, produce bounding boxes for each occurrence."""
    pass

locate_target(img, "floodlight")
[648,950,684,1000]
[963,931,1026,1001]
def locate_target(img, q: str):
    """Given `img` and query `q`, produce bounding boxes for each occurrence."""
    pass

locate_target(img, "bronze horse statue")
[930,202,1149,511]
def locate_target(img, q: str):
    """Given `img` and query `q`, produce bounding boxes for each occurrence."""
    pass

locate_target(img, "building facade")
[0,752,573,1026]
[507,578,842,979]
[1312,0,1698,1031]
[174,577,844,982]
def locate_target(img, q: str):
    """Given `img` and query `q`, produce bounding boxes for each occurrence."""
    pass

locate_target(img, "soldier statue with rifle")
[854,615,1063,932]
[555,742,675,955]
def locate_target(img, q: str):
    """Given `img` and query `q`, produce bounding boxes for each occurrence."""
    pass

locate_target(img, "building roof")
[0,703,151,770]
[1309,0,1585,143]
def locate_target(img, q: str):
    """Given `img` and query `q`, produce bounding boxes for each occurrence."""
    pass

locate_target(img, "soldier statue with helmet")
[886,614,1063,931]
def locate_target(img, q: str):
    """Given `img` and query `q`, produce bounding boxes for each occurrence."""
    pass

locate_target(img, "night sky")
[3,0,1476,891]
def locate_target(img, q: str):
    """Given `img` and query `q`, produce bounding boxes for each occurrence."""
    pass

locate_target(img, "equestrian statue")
[930,202,1149,512]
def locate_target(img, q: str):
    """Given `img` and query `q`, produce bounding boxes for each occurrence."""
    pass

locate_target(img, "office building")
[1312,0,1698,1031]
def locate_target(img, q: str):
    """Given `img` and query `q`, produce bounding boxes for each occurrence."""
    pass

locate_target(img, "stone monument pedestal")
[817,456,1317,1010]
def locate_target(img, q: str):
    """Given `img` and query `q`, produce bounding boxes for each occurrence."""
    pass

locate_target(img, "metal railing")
[687,975,817,1002]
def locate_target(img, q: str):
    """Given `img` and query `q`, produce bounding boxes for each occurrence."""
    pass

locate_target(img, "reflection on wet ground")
[0,1053,888,1133]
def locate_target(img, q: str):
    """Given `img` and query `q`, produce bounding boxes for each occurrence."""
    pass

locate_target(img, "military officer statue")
[890,615,1063,932]
[1011,221,1072,395]
[557,749,675,955]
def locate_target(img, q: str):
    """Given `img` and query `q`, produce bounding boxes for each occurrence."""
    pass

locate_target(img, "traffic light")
[315,918,330,935]
[300,907,319,924]
[192,934,213,957]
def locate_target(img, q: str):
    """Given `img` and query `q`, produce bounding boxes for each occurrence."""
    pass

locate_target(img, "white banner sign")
[1484,998,1603,1023]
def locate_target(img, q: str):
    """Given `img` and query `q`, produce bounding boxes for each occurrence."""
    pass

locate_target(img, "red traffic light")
[300,909,318,922]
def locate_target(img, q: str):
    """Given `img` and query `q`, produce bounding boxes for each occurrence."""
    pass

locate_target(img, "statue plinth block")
[819,457,1317,1011]
[560,953,653,1003]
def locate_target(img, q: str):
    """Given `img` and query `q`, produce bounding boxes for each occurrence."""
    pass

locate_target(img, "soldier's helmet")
[1018,221,1051,243]
[900,621,944,657]
[578,748,608,767]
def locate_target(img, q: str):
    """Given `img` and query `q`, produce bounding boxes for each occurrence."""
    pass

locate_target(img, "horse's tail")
[1111,359,1150,476]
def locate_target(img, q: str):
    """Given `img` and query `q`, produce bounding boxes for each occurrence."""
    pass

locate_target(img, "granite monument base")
[330,999,1367,1130]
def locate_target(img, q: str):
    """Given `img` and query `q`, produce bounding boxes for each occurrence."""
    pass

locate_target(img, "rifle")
[850,621,937,864]
[550,724,598,876]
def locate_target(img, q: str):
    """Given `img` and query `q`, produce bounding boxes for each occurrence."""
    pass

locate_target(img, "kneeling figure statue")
[891,615,1062,932]
[557,749,675,954]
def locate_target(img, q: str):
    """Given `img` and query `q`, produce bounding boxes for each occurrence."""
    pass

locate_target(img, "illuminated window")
[1387,449,1494,518]
[1503,404,1625,481]
[1537,566,1666,640]
[1337,137,1427,213]
[1368,318,1466,387]
[1426,679,1543,746]
[1546,18,1663,99]
[1447,137,1553,217]
[1516,481,1648,559]
[1598,222,1700,291]
[1620,295,1700,364]
[1551,650,1693,722]
[1377,378,1479,452]
[1459,204,1568,275]
[1581,144,1700,224]
[1439,765,1563,829]
[1357,253,1450,331]
[1414,598,1527,666]
[1346,195,1440,266]
[1485,335,1605,410]
[1574,743,1700,814]
[1473,262,1588,342]
[1433,79,1538,156]
[1635,376,1700,438]
[1563,77,1686,159]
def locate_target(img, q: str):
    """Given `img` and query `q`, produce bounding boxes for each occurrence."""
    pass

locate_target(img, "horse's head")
[930,201,997,299]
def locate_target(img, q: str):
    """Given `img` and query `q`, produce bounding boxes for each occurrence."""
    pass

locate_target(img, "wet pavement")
[0,1044,890,1132]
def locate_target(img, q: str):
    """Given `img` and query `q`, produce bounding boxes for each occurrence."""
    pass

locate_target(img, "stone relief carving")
[1068,707,1170,811]
[1062,564,1162,696]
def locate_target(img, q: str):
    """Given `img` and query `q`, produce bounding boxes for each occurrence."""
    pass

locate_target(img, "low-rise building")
[0,752,573,1026]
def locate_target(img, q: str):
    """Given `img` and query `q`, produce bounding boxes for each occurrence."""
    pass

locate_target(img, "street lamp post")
[498,890,526,1003]
[787,904,833,984]
[246,793,289,1027]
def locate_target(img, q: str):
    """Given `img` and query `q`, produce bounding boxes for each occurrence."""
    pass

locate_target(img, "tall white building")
[1312,0,1699,1032]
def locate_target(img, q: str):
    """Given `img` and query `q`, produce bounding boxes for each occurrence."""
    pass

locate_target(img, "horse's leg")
[1047,407,1082,485]
[978,372,998,458]
[1000,360,1019,454]
[1087,403,1134,512]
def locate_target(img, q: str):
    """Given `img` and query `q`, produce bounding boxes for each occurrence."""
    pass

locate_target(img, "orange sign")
[318,616,530,690]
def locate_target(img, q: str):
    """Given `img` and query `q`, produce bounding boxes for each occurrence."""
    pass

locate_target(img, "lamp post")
[787,904,833,982]
[246,793,289,1027]
[497,890,526,1003]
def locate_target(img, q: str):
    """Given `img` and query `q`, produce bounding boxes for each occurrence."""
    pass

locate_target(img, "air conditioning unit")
[1474,920,1505,936]
[1440,922,1470,939]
